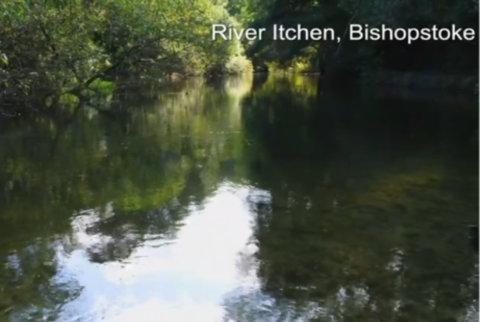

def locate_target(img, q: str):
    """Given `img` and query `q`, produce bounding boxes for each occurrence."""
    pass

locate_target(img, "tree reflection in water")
[0,75,477,322]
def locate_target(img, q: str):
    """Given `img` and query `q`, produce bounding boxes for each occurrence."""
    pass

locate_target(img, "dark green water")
[0,75,478,322]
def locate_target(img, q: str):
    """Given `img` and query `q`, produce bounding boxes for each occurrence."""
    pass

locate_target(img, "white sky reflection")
[55,182,268,322]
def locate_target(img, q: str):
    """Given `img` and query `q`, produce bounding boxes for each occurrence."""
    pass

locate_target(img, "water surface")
[0,75,477,322]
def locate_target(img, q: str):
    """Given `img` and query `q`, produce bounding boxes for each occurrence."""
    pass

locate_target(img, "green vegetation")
[239,0,478,80]
[0,0,478,115]
[0,0,477,318]
[0,0,252,115]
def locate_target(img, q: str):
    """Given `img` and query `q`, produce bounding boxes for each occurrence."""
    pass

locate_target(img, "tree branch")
[67,36,164,95]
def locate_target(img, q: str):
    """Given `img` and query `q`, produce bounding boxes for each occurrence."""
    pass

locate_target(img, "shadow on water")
[0,74,477,321]
[239,76,478,322]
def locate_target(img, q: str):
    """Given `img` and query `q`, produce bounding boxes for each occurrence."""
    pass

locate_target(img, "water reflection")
[39,183,261,322]
[0,74,477,322]
[240,76,478,322]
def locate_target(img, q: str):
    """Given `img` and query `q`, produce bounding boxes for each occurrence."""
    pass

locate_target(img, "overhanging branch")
[67,35,164,95]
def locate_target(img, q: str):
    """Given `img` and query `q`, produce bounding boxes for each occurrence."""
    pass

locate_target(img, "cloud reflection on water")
[54,183,266,322]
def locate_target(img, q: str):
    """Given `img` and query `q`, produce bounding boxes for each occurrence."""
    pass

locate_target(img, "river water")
[0,75,478,322]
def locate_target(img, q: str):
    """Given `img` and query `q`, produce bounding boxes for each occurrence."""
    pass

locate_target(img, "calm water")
[0,75,478,322]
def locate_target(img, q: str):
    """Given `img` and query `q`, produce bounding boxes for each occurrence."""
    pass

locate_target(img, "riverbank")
[0,0,255,118]
[253,69,478,93]
[358,71,478,93]
[0,68,477,122]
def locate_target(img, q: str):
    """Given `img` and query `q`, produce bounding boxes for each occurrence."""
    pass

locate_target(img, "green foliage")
[244,0,478,80]
[89,79,115,94]
[0,54,7,66]
[0,0,252,113]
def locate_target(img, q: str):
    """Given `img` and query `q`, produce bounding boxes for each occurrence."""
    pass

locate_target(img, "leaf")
[0,53,8,66]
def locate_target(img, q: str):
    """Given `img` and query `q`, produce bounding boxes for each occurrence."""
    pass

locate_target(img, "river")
[0,75,477,322]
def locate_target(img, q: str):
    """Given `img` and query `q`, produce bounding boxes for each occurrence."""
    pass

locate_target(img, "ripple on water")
[48,183,270,322]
